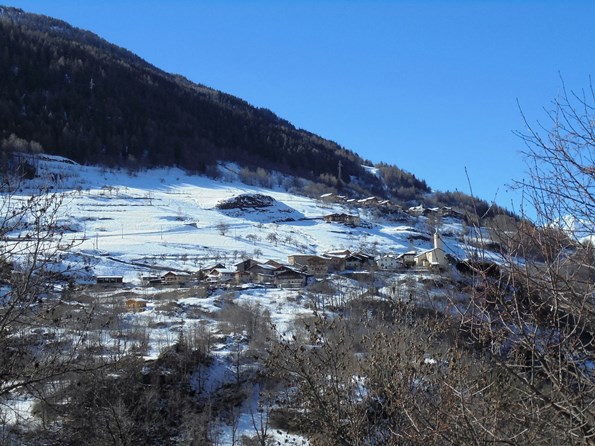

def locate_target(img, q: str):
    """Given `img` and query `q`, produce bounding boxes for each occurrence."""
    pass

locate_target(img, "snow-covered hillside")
[1,156,479,445]
[15,156,468,284]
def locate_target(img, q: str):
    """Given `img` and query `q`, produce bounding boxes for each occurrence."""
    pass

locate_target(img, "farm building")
[274,269,308,288]
[96,276,123,284]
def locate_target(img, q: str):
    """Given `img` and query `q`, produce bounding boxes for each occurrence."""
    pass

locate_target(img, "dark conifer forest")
[0,7,431,196]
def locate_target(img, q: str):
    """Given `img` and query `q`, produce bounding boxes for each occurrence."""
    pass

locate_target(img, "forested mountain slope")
[0,5,517,221]
[0,7,431,197]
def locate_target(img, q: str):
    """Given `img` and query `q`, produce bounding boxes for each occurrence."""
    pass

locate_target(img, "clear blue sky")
[5,1,595,211]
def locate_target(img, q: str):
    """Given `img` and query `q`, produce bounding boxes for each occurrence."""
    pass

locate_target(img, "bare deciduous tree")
[0,181,106,438]
[265,232,278,246]
[216,221,230,236]
[462,81,595,444]
[267,83,595,444]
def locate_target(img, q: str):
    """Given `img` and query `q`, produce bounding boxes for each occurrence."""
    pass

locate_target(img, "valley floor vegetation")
[0,87,594,445]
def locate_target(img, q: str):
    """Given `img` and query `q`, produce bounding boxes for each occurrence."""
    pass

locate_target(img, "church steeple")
[434,230,443,251]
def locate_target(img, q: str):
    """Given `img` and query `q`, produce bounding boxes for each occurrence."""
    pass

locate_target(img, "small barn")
[397,251,417,267]
[96,276,124,284]
[161,272,191,285]
[126,299,147,312]
[246,263,277,284]
[208,268,235,283]
[323,250,352,272]
[287,254,330,277]
[323,213,360,227]
[274,269,308,288]
[234,259,259,272]
[344,252,374,270]
[141,275,162,286]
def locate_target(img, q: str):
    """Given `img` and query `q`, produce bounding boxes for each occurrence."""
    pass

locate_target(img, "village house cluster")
[96,232,448,288]
[96,192,456,288]
[319,193,465,220]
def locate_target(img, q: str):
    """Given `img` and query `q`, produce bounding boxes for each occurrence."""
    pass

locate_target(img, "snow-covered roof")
[211,268,235,274]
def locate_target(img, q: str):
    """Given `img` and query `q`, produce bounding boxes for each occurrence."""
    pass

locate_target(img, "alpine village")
[0,6,593,446]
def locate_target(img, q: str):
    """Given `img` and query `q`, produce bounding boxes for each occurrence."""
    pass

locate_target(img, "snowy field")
[11,156,469,284]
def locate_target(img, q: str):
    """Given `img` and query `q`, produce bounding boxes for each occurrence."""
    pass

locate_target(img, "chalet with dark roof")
[274,269,309,288]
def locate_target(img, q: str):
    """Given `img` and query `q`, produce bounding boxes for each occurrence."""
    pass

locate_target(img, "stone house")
[323,249,352,272]
[288,254,329,277]
[246,262,277,284]
[208,268,235,283]
[344,252,374,270]
[162,272,179,284]
[234,259,259,272]
[397,251,417,267]
[376,254,400,270]
[274,269,308,288]
[162,271,192,285]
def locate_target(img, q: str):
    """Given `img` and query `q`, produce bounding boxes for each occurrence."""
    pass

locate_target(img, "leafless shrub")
[216,221,230,236]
